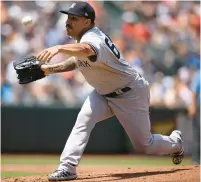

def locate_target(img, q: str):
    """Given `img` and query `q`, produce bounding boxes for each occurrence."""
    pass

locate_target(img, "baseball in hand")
[22,16,33,26]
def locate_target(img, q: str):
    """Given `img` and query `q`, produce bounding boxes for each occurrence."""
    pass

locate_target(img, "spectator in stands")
[1,1,200,108]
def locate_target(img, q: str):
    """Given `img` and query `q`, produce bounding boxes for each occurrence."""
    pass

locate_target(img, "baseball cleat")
[170,130,184,165]
[48,170,77,181]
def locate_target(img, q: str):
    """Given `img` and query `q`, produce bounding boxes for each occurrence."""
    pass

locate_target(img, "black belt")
[103,87,131,98]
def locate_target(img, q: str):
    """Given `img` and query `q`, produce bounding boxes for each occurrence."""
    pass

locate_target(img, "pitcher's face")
[66,15,89,38]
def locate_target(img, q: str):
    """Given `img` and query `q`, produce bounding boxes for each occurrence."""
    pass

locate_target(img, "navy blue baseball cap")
[60,1,95,22]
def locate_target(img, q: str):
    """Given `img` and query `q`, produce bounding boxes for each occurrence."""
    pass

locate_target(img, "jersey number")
[105,37,120,59]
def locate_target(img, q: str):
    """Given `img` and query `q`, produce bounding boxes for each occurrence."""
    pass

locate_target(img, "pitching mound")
[2,165,200,182]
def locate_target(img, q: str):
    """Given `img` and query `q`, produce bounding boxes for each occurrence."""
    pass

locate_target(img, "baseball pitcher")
[13,2,184,181]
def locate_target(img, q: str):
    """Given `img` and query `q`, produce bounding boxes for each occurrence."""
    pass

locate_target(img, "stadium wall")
[2,106,190,154]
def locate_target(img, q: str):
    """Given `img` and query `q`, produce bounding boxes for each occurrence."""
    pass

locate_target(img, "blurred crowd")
[1,1,200,108]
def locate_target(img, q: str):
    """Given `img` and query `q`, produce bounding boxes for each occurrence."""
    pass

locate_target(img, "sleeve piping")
[83,42,99,62]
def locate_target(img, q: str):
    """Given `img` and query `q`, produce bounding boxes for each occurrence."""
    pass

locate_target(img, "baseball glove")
[13,56,46,84]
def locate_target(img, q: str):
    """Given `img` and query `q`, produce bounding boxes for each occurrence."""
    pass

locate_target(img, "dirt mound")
[2,165,200,182]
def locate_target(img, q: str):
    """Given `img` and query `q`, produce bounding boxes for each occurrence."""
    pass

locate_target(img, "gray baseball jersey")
[58,26,183,174]
[75,27,139,94]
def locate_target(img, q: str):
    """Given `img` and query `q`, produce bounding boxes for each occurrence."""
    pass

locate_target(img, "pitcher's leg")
[108,83,182,156]
[114,109,181,155]
[58,90,113,173]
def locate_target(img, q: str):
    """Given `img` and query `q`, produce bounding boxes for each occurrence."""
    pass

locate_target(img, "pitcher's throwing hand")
[37,46,61,63]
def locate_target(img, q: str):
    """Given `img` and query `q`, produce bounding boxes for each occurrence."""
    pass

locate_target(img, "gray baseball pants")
[58,79,181,173]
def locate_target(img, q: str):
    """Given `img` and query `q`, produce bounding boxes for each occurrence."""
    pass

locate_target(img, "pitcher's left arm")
[37,44,96,63]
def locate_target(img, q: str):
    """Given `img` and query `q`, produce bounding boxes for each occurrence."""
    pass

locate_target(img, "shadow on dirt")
[80,168,190,181]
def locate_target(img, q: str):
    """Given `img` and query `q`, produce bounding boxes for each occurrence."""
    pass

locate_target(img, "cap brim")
[60,10,83,17]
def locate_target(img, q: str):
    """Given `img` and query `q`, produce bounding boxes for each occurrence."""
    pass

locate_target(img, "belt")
[103,87,131,98]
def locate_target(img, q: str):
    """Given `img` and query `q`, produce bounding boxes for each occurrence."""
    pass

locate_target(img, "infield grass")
[2,172,45,178]
[1,154,193,178]
[2,154,192,166]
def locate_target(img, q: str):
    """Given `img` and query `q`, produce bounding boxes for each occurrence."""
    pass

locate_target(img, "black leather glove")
[13,56,46,84]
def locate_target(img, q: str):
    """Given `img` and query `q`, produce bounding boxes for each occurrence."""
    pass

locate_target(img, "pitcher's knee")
[135,139,154,154]
[136,144,152,154]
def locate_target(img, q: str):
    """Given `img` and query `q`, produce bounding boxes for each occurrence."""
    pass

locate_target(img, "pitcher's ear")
[85,19,90,26]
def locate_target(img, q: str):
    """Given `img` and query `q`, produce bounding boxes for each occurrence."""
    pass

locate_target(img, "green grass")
[1,155,59,165]
[2,155,192,166]
[81,156,192,166]
[2,172,46,178]
[1,155,193,178]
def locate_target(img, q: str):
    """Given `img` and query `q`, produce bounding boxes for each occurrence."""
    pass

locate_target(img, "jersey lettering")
[105,37,120,59]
